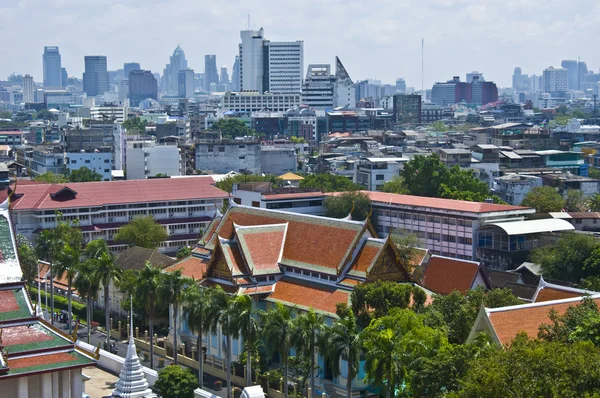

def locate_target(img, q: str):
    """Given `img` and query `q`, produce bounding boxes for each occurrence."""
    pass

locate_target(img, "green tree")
[430,121,449,132]
[520,186,565,213]
[0,111,12,119]
[319,309,362,398]
[215,173,281,193]
[135,262,162,369]
[292,308,324,395]
[177,246,192,259]
[439,166,494,202]
[299,174,363,192]
[229,294,261,386]
[74,259,100,343]
[114,216,168,249]
[260,303,295,397]
[67,166,103,182]
[160,270,191,365]
[215,294,236,398]
[36,109,54,121]
[382,176,409,194]
[530,232,599,283]
[538,296,600,346]
[183,285,226,388]
[401,154,449,197]
[212,118,260,139]
[35,172,67,184]
[564,189,587,212]
[588,167,600,179]
[324,191,371,221]
[587,192,600,211]
[351,281,414,328]
[123,116,148,135]
[154,364,199,398]
[16,236,38,286]
[91,243,122,350]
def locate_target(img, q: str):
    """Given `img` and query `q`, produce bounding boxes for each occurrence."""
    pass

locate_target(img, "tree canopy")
[214,173,281,193]
[122,116,148,135]
[520,186,565,213]
[67,167,103,182]
[154,365,199,398]
[324,191,371,221]
[114,216,168,249]
[35,172,67,184]
[211,118,261,139]
[299,173,362,192]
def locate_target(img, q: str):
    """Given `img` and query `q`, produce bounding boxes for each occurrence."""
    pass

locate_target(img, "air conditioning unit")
[109,217,114,222]
[169,214,175,218]
[129,216,134,221]
[189,212,194,216]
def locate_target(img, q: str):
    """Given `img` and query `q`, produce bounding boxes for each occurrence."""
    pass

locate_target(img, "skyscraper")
[204,55,219,91]
[83,56,109,96]
[231,56,240,92]
[239,28,265,92]
[43,46,62,88]
[561,60,578,90]
[129,70,157,106]
[396,78,406,94]
[124,63,141,78]
[178,68,195,99]
[333,57,355,108]
[543,66,568,93]
[61,68,68,88]
[162,46,187,95]
[22,75,34,103]
[466,71,484,83]
[220,66,229,86]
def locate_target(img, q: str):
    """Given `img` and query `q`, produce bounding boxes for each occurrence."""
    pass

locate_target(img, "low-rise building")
[355,157,407,191]
[126,140,183,180]
[66,149,113,181]
[493,174,543,205]
[260,146,297,175]
[221,91,301,113]
[439,148,472,167]
[232,182,326,215]
[195,141,261,174]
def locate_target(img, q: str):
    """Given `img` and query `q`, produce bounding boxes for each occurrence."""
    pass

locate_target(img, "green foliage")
[211,118,261,139]
[351,280,414,328]
[154,365,199,398]
[452,334,600,398]
[123,116,148,135]
[17,236,37,284]
[0,111,12,119]
[588,167,600,179]
[67,166,103,182]
[564,189,587,212]
[324,191,371,221]
[538,297,600,346]
[299,173,362,192]
[36,109,54,121]
[290,136,306,143]
[530,232,599,283]
[430,121,449,132]
[35,172,67,184]
[381,176,409,194]
[521,186,565,213]
[114,216,168,249]
[177,246,192,259]
[587,192,600,211]
[214,173,281,193]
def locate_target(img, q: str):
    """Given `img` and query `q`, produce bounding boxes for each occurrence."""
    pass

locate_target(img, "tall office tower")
[220,66,229,86]
[238,28,303,93]
[43,46,62,88]
[543,66,568,93]
[561,60,579,90]
[204,55,219,91]
[22,75,34,103]
[83,56,109,96]
[61,68,68,88]
[578,61,588,90]
[512,67,523,89]
[162,45,187,95]
[301,64,335,109]
[393,94,422,125]
[231,56,240,92]
[178,68,195,98]
[333,56,355,108]
[466,71,484,83]
[124,62,141,78]
[129,70,157,106]
[396,78,406,93]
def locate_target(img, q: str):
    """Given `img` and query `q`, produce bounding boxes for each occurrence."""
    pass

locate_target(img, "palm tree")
[261,303,295,398]
[229,294,261,386]
[159,269,190,364]
[91,246,122,352]
[54,242,82,334]
[35,228,62,324]
[293,308,324,397]
[135,262,162,369]
[74,259,100,343]
[214,293,236,398]
[320,311,362,398]
[183,284,224,388]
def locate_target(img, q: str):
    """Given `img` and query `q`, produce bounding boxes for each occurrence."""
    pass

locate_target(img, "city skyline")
[2,0,599,88]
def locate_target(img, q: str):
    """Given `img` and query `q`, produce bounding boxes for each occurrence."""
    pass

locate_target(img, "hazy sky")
[2,0,599,88]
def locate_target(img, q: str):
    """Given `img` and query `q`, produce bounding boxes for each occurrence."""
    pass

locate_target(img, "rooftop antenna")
[421,38,424,95]
[248,14,250,30]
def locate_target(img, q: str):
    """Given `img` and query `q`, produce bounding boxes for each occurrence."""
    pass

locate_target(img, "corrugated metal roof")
[488,218,575,236]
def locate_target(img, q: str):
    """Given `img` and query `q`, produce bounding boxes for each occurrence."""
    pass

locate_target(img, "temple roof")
[235,223,287,276]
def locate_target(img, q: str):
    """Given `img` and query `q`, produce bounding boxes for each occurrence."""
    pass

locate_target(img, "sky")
[2,0,600,89]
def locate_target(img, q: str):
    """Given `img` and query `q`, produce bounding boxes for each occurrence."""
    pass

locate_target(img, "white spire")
[36,277,44,320]
[112,297,156,398]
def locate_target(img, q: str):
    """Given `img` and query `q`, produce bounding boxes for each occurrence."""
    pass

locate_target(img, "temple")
[0,197,96,397]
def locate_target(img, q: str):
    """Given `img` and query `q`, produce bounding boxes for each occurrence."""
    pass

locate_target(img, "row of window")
[378,210,474,227]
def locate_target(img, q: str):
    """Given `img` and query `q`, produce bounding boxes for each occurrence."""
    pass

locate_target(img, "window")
[104,169,110,173]
[85,160,90,164]
[104,159,110,163]
[208,146,214,152]
[576,219,582,224]
[376,174,384,180]
[70,160,76,164]
[239,156,245,160]
[219,147,225,152]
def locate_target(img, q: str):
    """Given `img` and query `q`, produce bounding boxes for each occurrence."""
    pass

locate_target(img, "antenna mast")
[421,38,424,94]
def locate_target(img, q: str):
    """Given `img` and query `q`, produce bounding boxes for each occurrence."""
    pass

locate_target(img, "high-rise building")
[301,64,335,109]
[220,66,229,86]
[393,94,422,125]
[178,68,195,99]
[43,46,62,88]
[471,76,498,105]
[396,78,406,94]
[61,68,68,88]
[561,60,578,90]
[333,57,355,108]
[162,46,187,95]
[124,62,141,78]
[238,28,303,94]
[204,55,219,91]
[431,76,498,106]
[543,66,568,93]
[22,75,34,103]
[129,70,157,106]
[466,71,484,83]
[578,61,588,91]
[83,55,109,97]
[231,56,240,92]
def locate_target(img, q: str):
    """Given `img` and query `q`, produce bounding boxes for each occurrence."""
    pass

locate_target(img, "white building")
[355,157,408,191]
[493,174,543,205]
[22,74,34,103]
[333,56,356,108]
[239,28,266,92]
[232,182,326,215]
[221,91,301,113]
[66,149,113,181]
[260,146,298,175]
[543,67,568,93]
[126,140,183,180]
[90,104,128,123]
[195,142,261,174]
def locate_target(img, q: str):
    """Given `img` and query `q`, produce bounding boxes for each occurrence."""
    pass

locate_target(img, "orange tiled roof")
[421,256,484,295]
[488,296,600,345]
[532,279,598,303]
[164,256,208,280]
[220,240,249,277]
[348,239,384,277]
[235,224,286,276]
[267,277,350,316]
[239,284,276,295]
[200,216,222,245]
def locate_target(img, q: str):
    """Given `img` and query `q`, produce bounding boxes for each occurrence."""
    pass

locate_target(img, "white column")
[61,370,71,398]
[70,369,82,398]
[17,376,28,398]
[52,372,59,398]
[41,373,52,398]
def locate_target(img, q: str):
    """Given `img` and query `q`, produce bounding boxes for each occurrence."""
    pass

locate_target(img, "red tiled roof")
[3,325,54,347]
[535,287,583,303]
[235,224,286,276]
[164,256,208,280]
[220,241,249,277]
[363,191,531,214]
[421,256,483,295]
[488,297,600,345]
[0,290,19,312]
[239,284,275,295]
[348,239,383,276]
[10,177,227,210]
[262,192,325,201]
[9,352,78,370]
[267,277,350,316]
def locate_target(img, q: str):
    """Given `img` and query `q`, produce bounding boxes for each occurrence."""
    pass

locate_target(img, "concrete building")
[220,66,229,89]
[30,147,65,176]
[22,74,34,103]
[301,64,335,109]
[11,177,227,254]
[129,70,158,107]
[126,140,183,179]
[232,181,326,215]
[231,56,240,92]
[195,142,261,173]
[178,68,195,99]
[83,55,109,97]
[393,94,422,125]
[333,57,356,108]
[162,45,188,95]
[431,76,498,106]
[356,157,407,191]
[493,175,543,205]
[90,104,128,123]
[543,67,568,93]
[439,148,472,167]
[260,146,298,175]
[123,62,141,78]
[66,149,113,181]
[221,91,300,113]
[43,46,62,88]
[204,55,219,91]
